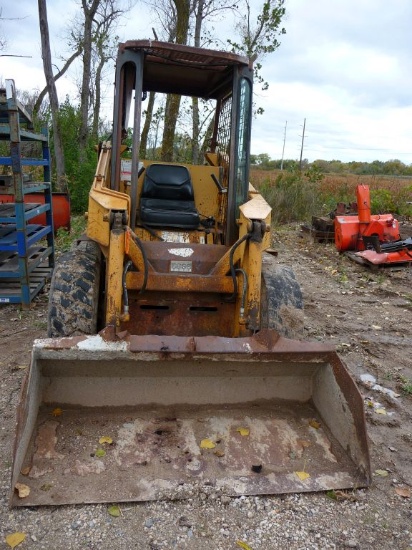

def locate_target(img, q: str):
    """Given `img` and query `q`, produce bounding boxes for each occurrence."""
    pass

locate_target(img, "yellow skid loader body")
[10,41,370,506]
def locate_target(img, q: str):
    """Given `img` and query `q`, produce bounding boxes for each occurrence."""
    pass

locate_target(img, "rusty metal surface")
[11,331,370,506]
[122,291,236,337]
[12,401,365,506]
[125,241,234,295]
[140,241,229,274]
[118,41,249,100]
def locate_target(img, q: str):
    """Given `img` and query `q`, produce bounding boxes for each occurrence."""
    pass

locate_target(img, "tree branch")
[33,46,83,115]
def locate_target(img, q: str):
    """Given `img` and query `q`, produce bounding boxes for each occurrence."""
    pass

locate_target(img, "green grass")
[55,215,86,252]
[399,375,412,395]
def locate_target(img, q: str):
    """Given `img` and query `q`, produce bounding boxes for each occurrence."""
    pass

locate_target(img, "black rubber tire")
[47,240,102,337]
[260,252,304,339]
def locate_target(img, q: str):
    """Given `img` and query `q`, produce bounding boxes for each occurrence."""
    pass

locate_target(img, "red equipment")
[0,191,70,232]
[334,185,400,252]
[334,185,412,266]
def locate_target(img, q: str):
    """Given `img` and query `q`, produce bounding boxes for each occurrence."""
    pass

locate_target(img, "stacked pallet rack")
[0,79,54,306]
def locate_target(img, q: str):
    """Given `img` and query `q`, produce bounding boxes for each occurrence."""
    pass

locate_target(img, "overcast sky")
[1,0,411,163]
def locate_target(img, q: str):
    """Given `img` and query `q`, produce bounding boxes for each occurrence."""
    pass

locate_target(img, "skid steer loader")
[11,41,370,506]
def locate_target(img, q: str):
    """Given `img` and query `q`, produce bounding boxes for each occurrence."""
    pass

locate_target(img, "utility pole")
[299,118,306,170]
[280,120,287,170]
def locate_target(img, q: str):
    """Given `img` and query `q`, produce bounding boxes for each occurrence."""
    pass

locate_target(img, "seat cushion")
[139,164,200,229]
[141,198,200,228]
[142,164,194,201]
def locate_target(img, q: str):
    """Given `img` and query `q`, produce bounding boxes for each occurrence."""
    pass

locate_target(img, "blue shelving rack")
[0,79,54,306]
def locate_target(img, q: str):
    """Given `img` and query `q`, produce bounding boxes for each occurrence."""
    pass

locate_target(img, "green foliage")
[227,0,286,97]
[393,184,412,217]
[276,157,412,177]
[258,165,322,224]
[305,164,325,184]
[55,215,87,253]
[398,375,412,396]
[370,188,396,214]
[51,97,98,213]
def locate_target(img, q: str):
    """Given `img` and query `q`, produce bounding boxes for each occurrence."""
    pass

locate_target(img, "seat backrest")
[141,164,194,202]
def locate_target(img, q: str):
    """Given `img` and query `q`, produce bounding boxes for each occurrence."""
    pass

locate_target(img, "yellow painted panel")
[240,194,272,221]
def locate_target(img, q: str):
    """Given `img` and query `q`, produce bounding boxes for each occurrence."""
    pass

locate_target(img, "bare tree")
[68,0,135,155]
[139,24,171,159]
[190,0,237,163]
[144,0,285,162]
[90,0,134,139]
[228,0,286,107]
[139,91,157,159]
[78,0,101,160]
[160,0,191,161]
[37,0,66,190]
[146,0,237,163]
[33,45,83,117]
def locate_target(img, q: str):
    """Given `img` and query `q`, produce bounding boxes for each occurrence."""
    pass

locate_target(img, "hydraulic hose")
[235,267,248,318]
[226,232,251,301]
[122,260,133,317]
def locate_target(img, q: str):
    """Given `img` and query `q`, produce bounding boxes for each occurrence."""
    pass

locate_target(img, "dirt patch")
[1,228,412,549]
[277,227,412,485]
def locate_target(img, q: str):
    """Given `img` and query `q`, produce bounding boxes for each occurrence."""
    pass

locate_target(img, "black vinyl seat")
[140,164,200,229]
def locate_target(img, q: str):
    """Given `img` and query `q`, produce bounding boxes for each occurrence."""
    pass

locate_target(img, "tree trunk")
[191,0,205,164]
[161,94,182,161]
[140,91,156,159]
[92,50,105,140]
[79,0,100,161]
[160,0,190,161]
[192,98,200,164]
[37,0,66,191]
[33,46,82,118]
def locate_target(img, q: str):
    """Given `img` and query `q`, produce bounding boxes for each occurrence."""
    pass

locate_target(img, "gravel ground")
[1,225,412,549]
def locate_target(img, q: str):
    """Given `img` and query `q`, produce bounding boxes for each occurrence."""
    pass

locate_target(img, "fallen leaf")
[15,483,30,498]
[95,448,106,458]
[214,450,225,457]
[295,471,310,481]
[375,469,389,477]
[200,439,216,449]
[237,541,253,550]
[236,427,250,436]
[309,419,320,429]
[108,504,121,517]
[52,407,62,417]
[99,436,113,445]
[20,466,30,476]
[375,408,387,415]
[297,439,311,448]
[40,483,53,491]
[334,490,358,502]
[5,532,26,548]
[395,486,411,498]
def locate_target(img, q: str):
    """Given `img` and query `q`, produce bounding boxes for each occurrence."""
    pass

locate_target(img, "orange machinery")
[334,184,412,266]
